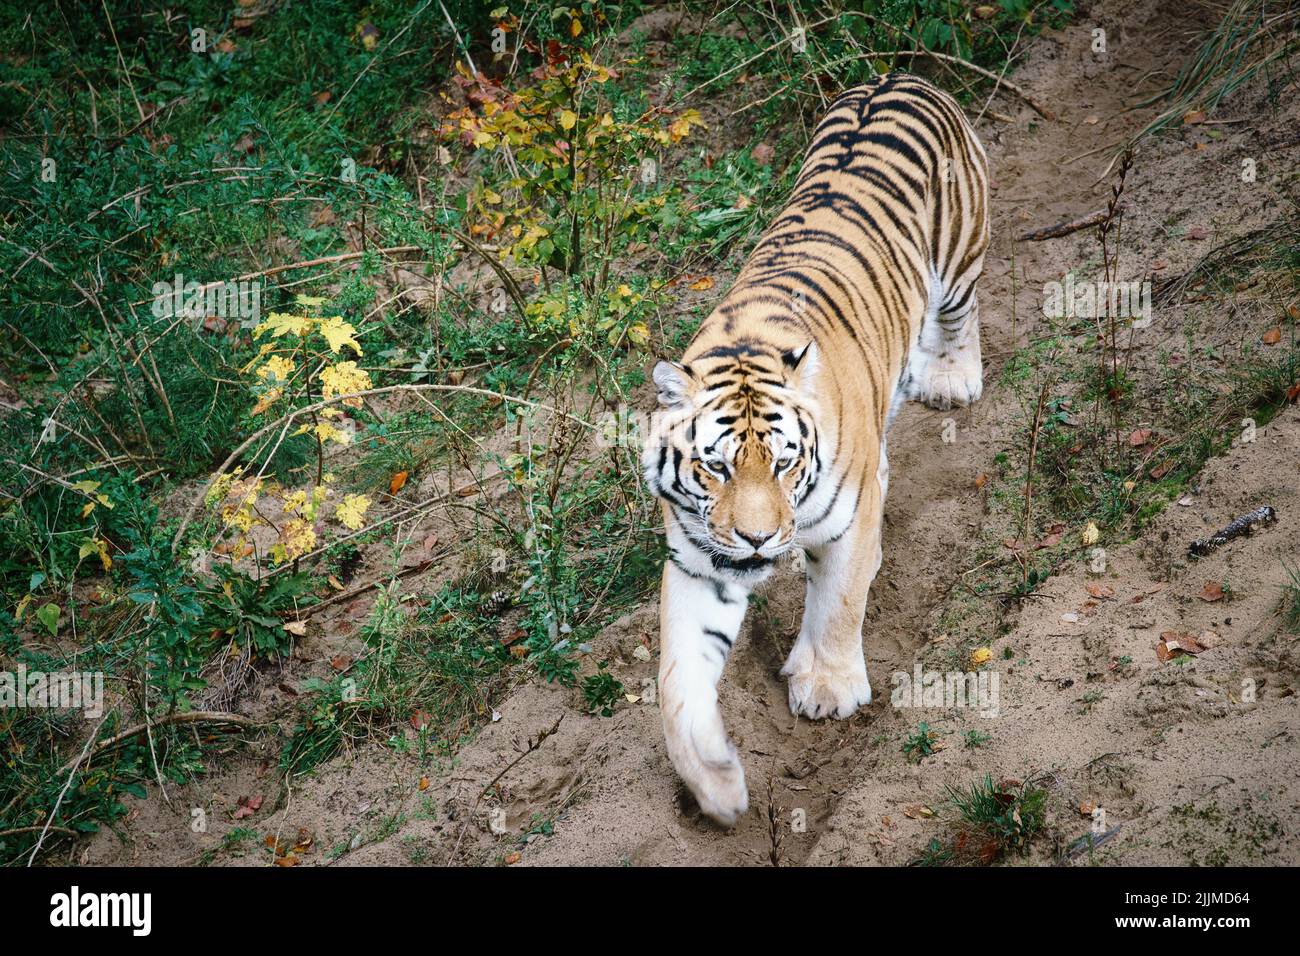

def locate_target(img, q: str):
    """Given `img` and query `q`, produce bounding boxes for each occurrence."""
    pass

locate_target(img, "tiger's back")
[644,73,990,825]
[693,72,989,434]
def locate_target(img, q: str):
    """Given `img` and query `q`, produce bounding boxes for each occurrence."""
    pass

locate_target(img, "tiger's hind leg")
[906,266,985,411]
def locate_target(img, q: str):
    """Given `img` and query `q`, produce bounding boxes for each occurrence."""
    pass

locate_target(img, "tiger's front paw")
[664,708,749,826]
[781,650,872,720]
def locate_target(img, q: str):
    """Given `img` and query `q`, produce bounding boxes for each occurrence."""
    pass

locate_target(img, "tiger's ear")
[782,341,819,396]
[653,360,694,408]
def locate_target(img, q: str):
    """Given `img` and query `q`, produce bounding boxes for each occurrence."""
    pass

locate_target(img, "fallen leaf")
[1036,526,1064,549]
[418,776,430,791]
[1186,225,1209,240]
[503,851,521,865]
[283,620,308,636]
[970,647,992,666]
[233,795,263,819]
[750,142,774,166]
[632,644,652,662]
[330,654,351,671]
[1262,326,1281,345]
[327,574,345,591]
[1081,521,1100,546]
[1086,583,1115,600]
[389,470,409,494]
[973,473,988,490]
[688,276,714,292]
[1199,581,1224,602]
[1158,630,1208,659]
[1182,109,1207,125]
[1128,428,1153,447]
[903,804,936,819]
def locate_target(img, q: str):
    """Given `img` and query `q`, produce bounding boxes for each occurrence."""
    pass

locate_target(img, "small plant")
[1079,689,1106,713]
[928,774,1048,865]
[962,729,992,749]
[581,662,624,717]
[902,722,942,761]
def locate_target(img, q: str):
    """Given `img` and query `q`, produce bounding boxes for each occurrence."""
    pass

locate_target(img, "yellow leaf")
[320,361,373,407]
[334,493,371,531]
[1081,521,1100,546]
[277,519,318,562]
[257,355,296,383]
[569,17,582,38]
[252,387,283,414]
[558,109,578,131]
[254,312,311,339]
[318,317,361,355]
[970,647,992,666]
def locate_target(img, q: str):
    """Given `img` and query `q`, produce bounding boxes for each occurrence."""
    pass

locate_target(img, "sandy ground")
[80,0,1298,867]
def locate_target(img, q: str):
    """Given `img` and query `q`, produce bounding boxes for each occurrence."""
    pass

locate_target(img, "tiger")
[642,73,989,825]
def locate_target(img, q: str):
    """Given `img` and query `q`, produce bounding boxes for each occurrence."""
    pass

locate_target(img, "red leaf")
[233,794,263,819]
[1199,581,1224,602]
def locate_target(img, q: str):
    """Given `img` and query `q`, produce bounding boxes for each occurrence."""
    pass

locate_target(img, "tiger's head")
[643,341,820,576]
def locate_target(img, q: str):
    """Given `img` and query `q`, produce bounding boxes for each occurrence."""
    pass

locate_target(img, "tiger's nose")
[735,529,775,549]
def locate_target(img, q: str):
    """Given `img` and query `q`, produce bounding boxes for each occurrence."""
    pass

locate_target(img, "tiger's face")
[643,342,820,575]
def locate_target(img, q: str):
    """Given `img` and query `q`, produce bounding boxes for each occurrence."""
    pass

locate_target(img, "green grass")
[915,774,1049,866]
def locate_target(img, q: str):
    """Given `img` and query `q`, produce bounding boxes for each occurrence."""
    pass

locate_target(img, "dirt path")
[80,0,1297,868]
[418,0,1294,868]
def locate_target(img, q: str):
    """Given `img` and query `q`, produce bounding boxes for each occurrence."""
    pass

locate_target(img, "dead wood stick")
[1016,203,1127,242]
